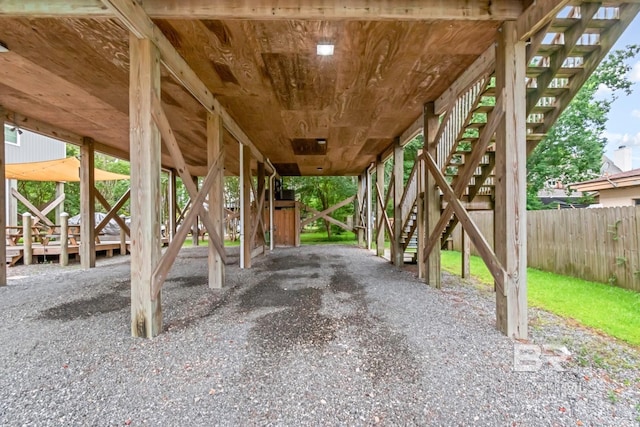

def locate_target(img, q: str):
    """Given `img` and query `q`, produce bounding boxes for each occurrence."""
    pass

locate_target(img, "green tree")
[290,176,356,238]
[526,45,640,209]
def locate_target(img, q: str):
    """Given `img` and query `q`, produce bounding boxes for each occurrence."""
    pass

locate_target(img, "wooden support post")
[55,182,65,225]
[356,174,365,247]
[424,102,441,288]
[80,137,96,269]
[393,138,403,267]
[129,35,162,338]
[495,21,528,339]
[462,230,470,279]
[375,157,385,257]
[256,161,266,249]
[60,212,69,266]
[0,108,5,286]
[192,176,200,246]
[269,173,275,251]
[120,215,127,255]
[208,111,224,289]
[240,144,251,268]
[366,168,372,250]
[168,169,177,241]
[22,213,33,266]
[417,150,426,280]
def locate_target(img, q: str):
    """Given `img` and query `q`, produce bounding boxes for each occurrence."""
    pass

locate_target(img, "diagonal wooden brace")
[11,188,55,226]
[151,155,223,299]
[374,185,393,239]
[423,151,505,295]
[301,195,355,228]
[301,202,353,233]
[94,188,131,235]
[150,92,225,260]
[424,93,505,260]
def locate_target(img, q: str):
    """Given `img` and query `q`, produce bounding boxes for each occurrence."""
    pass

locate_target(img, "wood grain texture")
[0,14,500,176]
[80,138,96,269]
[129,36,162,338]
[208,112,225,289]
[494,21,527,340]
[0,0,525,20]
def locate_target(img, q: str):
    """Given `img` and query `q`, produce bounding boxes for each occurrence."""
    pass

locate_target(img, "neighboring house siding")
[598,186,640,207]
[5,128,66,164]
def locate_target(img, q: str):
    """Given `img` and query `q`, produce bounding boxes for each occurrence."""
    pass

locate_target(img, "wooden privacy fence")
[450,207,640,292]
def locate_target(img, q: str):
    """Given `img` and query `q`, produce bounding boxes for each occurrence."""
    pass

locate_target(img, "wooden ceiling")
[0,2,523,176]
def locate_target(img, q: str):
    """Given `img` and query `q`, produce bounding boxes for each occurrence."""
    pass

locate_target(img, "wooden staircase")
[399,2,640,259]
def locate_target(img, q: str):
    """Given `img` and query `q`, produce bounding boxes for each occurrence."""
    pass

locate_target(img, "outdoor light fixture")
[317,167,324,171]
[316,138,327,145]
[0,41,9,53]
[316,43,334,56]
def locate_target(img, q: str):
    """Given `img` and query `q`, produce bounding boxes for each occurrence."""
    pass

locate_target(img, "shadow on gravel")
[39,293,129,321]
[242,258,422,384]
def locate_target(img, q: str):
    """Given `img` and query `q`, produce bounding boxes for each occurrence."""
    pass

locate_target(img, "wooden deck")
[5,238,170,266]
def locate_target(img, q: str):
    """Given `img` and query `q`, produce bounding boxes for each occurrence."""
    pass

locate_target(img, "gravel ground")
[0,245,638,426]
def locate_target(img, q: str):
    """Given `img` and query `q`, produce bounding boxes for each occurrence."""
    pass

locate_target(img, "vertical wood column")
[356,175,363,247]
[424,103,441,287]
[375,156,385,257]
[417,149,426,279]
[240,144,251,268]
[168,169,177,241]
[462,230,471,278]
[495,21,528,339]
[0,108,6,286]
[80,137,96,269]
[393,138,403,267]
[208,112,224,289]
[129,35,162,338]
[257,161,265,249]
[365,168,372,250]
[192,176,200,246]
[269,172,275,251]
[55,182,65,225]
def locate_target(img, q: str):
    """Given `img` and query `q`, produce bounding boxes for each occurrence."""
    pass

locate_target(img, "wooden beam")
[301,196,356,227]
[423,102,441,288]
[208,111,224,289]
[424,93,505,259]
[1,110,202,175]
[3,0,524,20]
[191,176,200,247]
[393,138,403,267]
[168,169,177,241]
[149,93,226,259]
[10,188,55,227]
[0,107,6,286]
[516,0,571,41]
[100,0,268,167]
[302,203,353,233]
[399,114,424,146]
[462,230,471,279]
[435,46,495,114]
[251,162,267,246]
[241,144,252,268]
[375,157,385,256]
[129,35,162,338]
[424,151,505,295]
[495,20,527,339]
[80,137,96,269]
[94,188,131,235]
[152,155,223,298]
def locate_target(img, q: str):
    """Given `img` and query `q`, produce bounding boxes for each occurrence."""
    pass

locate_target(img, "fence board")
[450,206,640,291]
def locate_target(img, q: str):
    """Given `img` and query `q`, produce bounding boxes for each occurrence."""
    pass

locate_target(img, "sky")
[600,14,640,169]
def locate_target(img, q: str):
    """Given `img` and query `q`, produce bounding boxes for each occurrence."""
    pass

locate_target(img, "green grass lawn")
[300,231,358,245]
[440,250,640,347]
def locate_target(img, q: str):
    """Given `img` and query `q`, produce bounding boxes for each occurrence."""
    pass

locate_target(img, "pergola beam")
[2,0,525,20]
[100,0,269,169]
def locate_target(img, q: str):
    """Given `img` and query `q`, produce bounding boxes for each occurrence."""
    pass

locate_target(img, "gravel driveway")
[0,245,638,426]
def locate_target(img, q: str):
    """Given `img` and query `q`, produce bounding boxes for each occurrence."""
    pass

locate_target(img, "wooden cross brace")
[150,93,226,298]
[300,195,355,232]
[423,151,506,295]
[11,188,61,227]
[94,187,131,235]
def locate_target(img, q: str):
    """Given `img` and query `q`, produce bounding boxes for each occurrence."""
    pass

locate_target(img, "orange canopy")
[5,157,129,182]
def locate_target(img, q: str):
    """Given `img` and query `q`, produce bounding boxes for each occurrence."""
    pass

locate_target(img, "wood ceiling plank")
[1,0,525,20]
